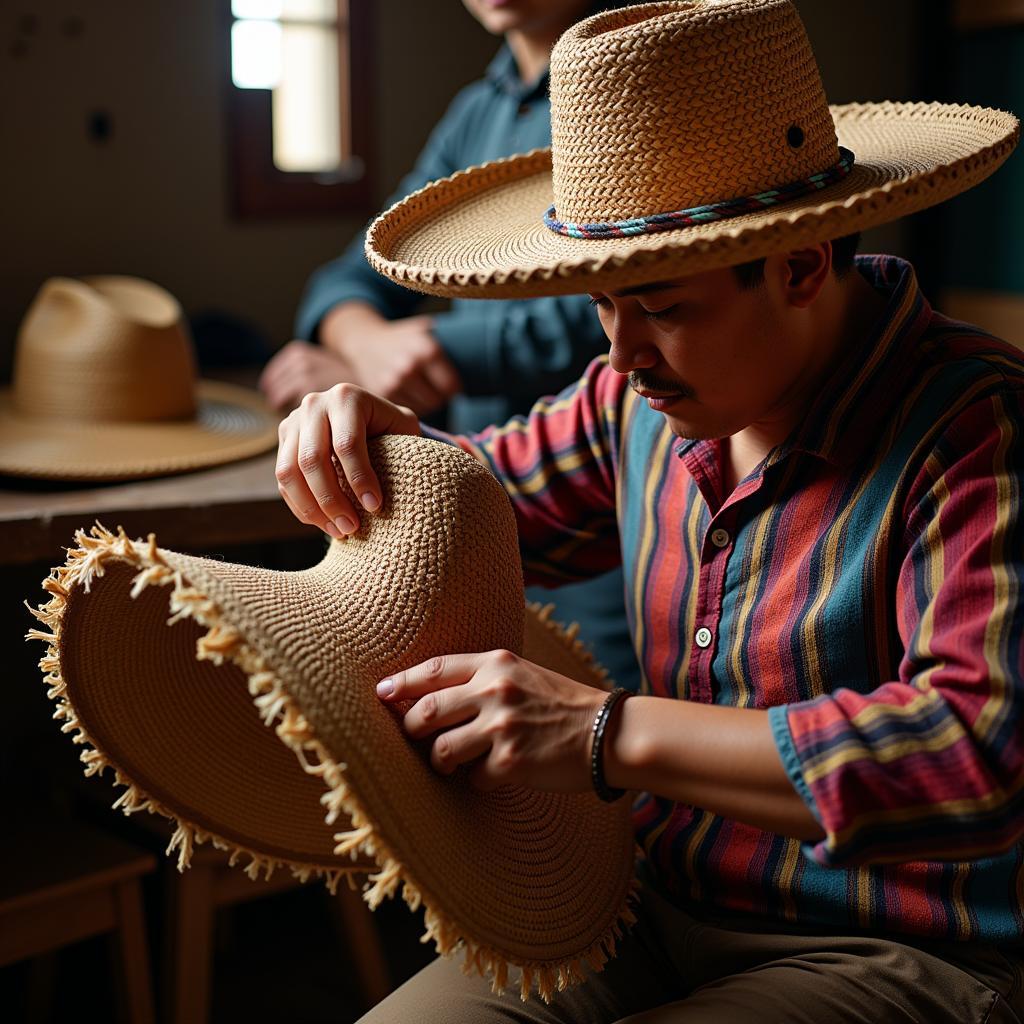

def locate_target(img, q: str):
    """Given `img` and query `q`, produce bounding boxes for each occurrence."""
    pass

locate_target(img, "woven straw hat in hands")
[366,0,1019,299]
[0,276,278,480]
[29,436,637,1002]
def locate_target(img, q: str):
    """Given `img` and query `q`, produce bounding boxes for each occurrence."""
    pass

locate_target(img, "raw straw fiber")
[27,435,638,1002]
[364,0,1020,300]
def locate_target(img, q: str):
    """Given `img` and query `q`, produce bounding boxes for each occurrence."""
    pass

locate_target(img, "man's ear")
[771,243,832,309]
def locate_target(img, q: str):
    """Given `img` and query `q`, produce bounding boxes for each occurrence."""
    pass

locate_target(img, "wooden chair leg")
[169,863,214,1024]
[25,951,57,1024]
[113,879,156,1024]
[329,884,392,1009]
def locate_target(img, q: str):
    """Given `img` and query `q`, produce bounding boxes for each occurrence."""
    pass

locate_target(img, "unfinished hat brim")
[366,103,1020,300]
[29,436,638,1002]
[0,379,279,480]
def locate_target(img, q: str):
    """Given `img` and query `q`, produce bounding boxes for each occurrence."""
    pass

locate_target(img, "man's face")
[588,265,814,441]
[461,0,591,37]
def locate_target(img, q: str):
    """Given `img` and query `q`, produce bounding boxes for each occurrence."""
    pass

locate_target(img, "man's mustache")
[628,371,695,399]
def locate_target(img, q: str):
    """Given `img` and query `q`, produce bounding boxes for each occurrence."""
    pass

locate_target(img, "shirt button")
[710,528,730,548]
[695,626,713,649]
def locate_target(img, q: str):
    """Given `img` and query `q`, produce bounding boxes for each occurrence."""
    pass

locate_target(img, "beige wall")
[1,1,921,373]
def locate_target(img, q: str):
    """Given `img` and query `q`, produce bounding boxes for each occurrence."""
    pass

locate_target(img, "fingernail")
[335,515,357,535]
[362,492,380,512]
[376,679,394,699]
[324,522,343,540]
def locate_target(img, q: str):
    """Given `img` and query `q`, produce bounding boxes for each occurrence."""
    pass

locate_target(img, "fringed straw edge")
[526,601,612,691]
[28,523,640,1003]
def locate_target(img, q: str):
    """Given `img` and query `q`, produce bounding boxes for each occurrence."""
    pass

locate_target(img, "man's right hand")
[320,304,462,416]
[275,384,421,540]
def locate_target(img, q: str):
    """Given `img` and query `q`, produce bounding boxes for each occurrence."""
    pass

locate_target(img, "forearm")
[605,696,825,842]
[319,301,387,358]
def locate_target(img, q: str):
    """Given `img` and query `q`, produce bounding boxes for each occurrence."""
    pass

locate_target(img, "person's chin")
[662,410,714,441]
[473,0,526,32]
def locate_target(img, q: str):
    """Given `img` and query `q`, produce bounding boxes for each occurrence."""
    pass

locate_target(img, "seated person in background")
[260,0,638,690]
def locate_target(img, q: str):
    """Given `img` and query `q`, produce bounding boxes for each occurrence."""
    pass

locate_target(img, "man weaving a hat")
[271,1,1024,1019]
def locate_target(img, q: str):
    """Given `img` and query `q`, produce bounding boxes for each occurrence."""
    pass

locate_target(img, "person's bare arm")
[320,302,462,414]
[379,653,824,841]
[605,696,823,840]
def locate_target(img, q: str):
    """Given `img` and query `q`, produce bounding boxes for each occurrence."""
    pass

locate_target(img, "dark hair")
[732,233,862,290]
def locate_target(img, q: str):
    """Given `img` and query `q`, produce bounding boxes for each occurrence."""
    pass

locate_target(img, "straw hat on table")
[1,276,277,480]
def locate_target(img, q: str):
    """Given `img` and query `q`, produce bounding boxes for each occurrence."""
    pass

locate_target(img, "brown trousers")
[359,878,1024,1023]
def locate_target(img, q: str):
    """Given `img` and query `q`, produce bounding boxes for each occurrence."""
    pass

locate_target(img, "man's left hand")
[377,650,607,792]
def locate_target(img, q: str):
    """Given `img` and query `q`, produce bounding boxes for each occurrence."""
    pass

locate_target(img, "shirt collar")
[484,42,548,102]
[674,255,934,470]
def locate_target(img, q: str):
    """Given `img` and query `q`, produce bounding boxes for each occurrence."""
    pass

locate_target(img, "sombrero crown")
[549,0,839,225]
[29,435,636,1002]
[366,0,1019,299]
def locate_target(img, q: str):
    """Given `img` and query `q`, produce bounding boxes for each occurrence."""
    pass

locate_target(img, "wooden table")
[0,452,319,566]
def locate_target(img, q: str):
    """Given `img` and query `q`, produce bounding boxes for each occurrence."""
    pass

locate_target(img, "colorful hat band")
[543,147,856,240]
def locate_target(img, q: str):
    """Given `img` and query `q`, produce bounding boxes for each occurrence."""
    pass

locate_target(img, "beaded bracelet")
[590,687,631,803]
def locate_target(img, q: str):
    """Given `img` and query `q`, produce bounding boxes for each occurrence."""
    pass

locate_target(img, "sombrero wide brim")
[0,379,279,480]
[28,437,637,1002]
[366,102,1020,300]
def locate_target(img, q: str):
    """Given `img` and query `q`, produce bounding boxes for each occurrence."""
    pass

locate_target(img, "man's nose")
[606,315,659,376]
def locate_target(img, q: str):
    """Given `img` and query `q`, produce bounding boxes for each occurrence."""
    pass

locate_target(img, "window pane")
[232,20,282,89]
[232,0,283,19]
[281,0,337,20]
[271,23,341,172]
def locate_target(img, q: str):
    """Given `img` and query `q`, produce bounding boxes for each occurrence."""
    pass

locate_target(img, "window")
[225,0,373,218]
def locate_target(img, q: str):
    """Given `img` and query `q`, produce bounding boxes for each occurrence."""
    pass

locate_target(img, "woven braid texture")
[550,0,837,222]
[364,0,1019,299]
[27,435,638,1002]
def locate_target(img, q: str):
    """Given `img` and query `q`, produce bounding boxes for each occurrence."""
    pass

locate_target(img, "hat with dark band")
[1,276,278,480]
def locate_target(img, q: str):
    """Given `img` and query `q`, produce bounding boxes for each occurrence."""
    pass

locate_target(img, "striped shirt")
[430,256,1024,942]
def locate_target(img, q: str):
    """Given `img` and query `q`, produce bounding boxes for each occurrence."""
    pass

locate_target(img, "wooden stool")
[71,775,393,1022]
[163,838,392,1024]
[1,816,157,1024]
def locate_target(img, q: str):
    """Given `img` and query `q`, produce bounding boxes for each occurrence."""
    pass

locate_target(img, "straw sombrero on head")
[0,276,278,480]
[28,435,637,1002]
[366,0,1020,300]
